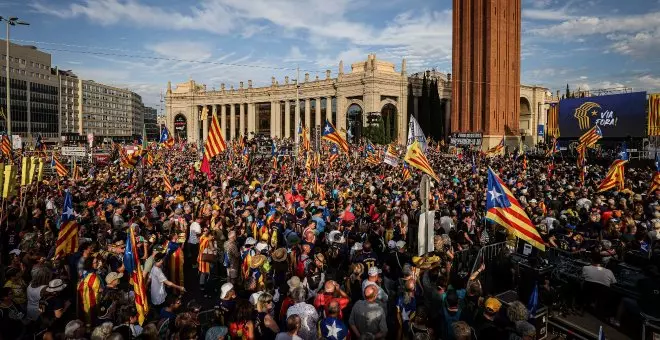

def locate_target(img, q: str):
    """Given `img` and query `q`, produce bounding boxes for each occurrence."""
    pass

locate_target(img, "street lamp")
[0,16,29,143]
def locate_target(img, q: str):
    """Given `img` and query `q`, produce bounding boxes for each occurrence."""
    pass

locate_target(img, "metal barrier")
[470,242,508,274]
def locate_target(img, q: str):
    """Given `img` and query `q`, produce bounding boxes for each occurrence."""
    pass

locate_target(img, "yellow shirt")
[4,279,26,305]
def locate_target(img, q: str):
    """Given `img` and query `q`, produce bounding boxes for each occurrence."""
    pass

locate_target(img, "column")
[326,96,333,125]
[304,98,311,128]
[336,96,347,133]
[445,99,451,137]
[230,104,236,141]
[247,103,256,138]
[202,105,209,142]
[221,105,227,139]
[284,100,291,139]
[270,101,276,138]
[239,103,246,137]
[315,97,322,127]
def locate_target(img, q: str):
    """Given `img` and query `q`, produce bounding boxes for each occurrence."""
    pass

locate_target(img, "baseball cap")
[220,283,234,299]
[484,297,502,313]
[396,240,406,249]
[105,272,123,285]
[368,266,382,277]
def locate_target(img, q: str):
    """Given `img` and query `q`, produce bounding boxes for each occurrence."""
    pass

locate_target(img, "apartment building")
[77,80,145,141]
[144,106,159,141]
[58,69,79,134]
[0,39,59,141]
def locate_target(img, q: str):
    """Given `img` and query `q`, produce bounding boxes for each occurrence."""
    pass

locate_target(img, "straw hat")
[271,248,287,262]
[412,255,441,270]
[250,254,266,269]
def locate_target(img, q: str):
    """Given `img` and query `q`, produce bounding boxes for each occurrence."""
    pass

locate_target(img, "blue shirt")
[312,216,326,233]
[319,317,348,340]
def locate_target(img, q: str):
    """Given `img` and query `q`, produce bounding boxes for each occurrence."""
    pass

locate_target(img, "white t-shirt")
[188,222,201,244]
[150,266,168,305]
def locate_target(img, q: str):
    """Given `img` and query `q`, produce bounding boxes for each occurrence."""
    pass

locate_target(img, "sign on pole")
[417,175,435,256]
[61,146,87,157]
[87,133,94,148]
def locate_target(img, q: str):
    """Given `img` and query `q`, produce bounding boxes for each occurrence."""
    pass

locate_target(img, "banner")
[407,116,427,152]
[558,92,647,138]
[449,132,482,146]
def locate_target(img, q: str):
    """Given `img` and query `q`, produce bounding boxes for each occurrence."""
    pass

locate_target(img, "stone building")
[166,54,551,148]
[58,69,79,135]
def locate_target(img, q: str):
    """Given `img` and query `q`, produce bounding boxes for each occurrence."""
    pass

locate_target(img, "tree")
[363,116,388,145]
[565,84,571,99]
[419,73,430,136]
[429,79,443,141]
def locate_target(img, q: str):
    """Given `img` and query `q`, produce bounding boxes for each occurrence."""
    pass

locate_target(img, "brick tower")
[451,0,522,149]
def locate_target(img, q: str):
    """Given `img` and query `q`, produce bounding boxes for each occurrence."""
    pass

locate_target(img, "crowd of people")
[0,136,659,340]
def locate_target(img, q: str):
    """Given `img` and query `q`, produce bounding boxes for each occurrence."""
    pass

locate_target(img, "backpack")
[296,255,308,278]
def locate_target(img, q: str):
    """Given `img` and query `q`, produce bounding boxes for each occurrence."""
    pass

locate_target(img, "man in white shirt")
[582,254,616,287]
[188,217,202,268]
[149,253,186,310]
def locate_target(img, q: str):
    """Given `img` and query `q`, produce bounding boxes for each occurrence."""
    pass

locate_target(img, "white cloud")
[284,46,306,62]
[638,75,660,90]
[316,47,368,69]
[30,0,236,34]
[146,41,213,61]
[529,12,660,37]
[610,28,660,57]
[523,8,575,21]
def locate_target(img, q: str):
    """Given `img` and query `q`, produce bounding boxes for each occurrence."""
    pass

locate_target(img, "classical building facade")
[451,0,523,148]
[166,54,551,147]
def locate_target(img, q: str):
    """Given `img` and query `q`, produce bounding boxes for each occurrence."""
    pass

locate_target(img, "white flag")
[407,116,427,152]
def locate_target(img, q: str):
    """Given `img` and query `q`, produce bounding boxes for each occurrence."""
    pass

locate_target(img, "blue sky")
[3,0,660,108]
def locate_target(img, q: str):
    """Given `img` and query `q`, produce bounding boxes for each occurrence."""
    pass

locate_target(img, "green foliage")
[363,116,390,145]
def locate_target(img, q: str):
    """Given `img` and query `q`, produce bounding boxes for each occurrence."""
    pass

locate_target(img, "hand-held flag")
[321,120,349,153]
[124,226,149,325]
[404,141,439,182]
[485,168,545,250]
[55,190,78,258]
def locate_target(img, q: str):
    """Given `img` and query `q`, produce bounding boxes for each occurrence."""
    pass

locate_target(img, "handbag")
[201,245,217,263]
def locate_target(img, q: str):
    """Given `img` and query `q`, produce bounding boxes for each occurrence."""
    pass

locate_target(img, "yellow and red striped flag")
[55,191,78,258]
[649,172,660,194]
[404,141,439,182]
[577,125,603,151]
[201,113,227,175]
[597,159,627,192]
[72,162,81,180]
[402,162,412,181]
[163,173,173,193]
[77,272,101,324]
[321,120,349,153]
[145,152,154,166]
[648,94,660,137]
[169,246,184,287]
[1,134,10,159]
[51,154,69,177]
[124,226,149,324]
[486,168,545,251]
[486,138,504,156]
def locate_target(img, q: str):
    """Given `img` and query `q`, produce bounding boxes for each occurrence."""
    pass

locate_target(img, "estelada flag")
[404,140,439,182]
[169,246,184,287]
[486,168,545,250]
[321,120,349,153]
[597,159,627,192]
[124,226,149,324]
[163,173,173,193]
[201,114,227,175]
[55,190,78,258]
[77,272,100,324]
[51,154,69,177]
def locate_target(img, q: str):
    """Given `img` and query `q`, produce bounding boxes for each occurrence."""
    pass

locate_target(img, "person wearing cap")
[303,253,326,299]
[98,272,124,322]
[353,241,378,279]
[43,279,73,335]
[362,266,389,310]
[216,283,236,325]
[474,297,507,340]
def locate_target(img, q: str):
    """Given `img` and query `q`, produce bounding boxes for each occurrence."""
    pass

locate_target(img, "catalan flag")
[649,152,660,194]
[597,159,627,192]
[383,144,399,167]
[305,152,311,176]
[55,190,78,258]
[1,134,11,159]
[648,94,660,137]
[168,246,184,287]
[402,162,412,181]
[124,226,149,325]
[201,113,227,175]
[120,148,141,169]
[404,140,440,182]
[486,168,545,250]
[315,175,326,200]
[322,120,349,153]
[145,152,154,166]
[51,153,69,177]
[242,147,249,164]
[160,126,175,148]
[365,142,380,165]
[329,144,338,165]
[546,138,559,157]
[72,162,82,181]
[486,138,504,156]
[522,155,528,171]
[163,173,173,193]
[577,125,603,151]
[77,271,101,324]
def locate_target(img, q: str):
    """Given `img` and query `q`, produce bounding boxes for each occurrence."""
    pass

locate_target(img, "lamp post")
[1,16,29,144]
